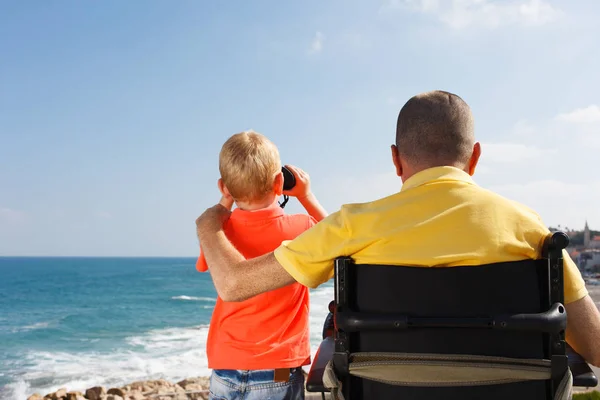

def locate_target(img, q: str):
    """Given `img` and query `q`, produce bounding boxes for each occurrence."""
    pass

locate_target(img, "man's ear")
[391,144,403,177]
[217,178,231,197]
[467,142,481,176]
[273,171,284,196]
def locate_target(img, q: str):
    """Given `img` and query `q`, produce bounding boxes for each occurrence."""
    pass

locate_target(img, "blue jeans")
[208,367,305,400]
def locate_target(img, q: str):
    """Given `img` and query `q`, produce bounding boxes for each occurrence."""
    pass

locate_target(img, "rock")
[107,388,126,397]
[129,379,174,394]
[52,388,68,400]
[106,395,124,400]
[182,383,203,392]
[188,393,209,400]
[66,392,84,400]
[157,387,174,395]
[128,382,146,392]
[85,386,107,400]
[27,394,43,400]
[176,378,196,389]
[174,385,185,393]
[127,391,145,400]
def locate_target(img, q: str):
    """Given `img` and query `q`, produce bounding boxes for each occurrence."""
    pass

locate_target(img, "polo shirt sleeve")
[562,250,588,304]
[196,249,208,272]
[274,210,349,288]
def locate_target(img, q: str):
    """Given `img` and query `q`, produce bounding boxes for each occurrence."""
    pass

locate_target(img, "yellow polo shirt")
[273,166,588,304]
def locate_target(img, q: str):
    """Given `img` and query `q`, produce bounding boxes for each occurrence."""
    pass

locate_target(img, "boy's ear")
[217,178,231,197]
[273,171,284,196]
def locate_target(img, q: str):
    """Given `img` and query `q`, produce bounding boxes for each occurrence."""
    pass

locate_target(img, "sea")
[0,257,334,400]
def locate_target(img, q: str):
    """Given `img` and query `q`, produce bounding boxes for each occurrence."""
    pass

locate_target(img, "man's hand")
[283,165,312,200]
[196,195,234,239]
[193,193,296,302]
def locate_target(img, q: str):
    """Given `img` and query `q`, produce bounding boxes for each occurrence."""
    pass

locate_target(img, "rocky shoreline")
[26,377,211,400]
[26,287,600,400]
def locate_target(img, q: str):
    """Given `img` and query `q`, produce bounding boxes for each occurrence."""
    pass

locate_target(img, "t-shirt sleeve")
[196,248,208,272]
[525,209,588,305]
[274,210,349,289]
[562,250,588,304]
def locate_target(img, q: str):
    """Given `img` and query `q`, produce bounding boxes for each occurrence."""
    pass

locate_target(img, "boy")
[196,130,328,400]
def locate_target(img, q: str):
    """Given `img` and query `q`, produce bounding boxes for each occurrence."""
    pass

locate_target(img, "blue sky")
[1,0,599,256]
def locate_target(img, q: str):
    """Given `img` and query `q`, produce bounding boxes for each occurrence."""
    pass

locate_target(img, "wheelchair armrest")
[306,336,334,393]
[567,345,598,387]
[322,311,334,339]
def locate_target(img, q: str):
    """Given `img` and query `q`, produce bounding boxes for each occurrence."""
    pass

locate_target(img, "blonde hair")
[219,130,281,203]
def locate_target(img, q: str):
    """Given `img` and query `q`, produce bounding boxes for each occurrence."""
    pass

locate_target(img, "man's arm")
[197,197,351,301]
[565,294,600,367]
[196,203,296,302]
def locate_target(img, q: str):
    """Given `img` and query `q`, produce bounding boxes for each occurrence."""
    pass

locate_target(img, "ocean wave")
[2,285,335,400]
[8,321,52,334]
[308,284,334,356]
[1,325,212,400]
[171,295,216,302]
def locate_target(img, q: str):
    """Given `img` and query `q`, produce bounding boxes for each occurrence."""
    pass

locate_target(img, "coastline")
[27,286,600,400]
[26,375,332,400]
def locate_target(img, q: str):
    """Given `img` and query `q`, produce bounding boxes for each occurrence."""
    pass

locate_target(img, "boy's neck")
[235,194,278,211]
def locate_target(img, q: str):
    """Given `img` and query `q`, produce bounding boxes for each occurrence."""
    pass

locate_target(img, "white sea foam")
[2,326,211,400]
[3,285,335,400]
[8,321,52,334]
[171,295,216,302]
[307,283,335,370]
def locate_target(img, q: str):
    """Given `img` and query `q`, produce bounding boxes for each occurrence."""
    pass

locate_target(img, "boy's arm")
[283,165,328,222]
[298,193,328,222]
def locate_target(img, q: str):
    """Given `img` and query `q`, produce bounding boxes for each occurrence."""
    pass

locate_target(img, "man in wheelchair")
[196,90,600,399]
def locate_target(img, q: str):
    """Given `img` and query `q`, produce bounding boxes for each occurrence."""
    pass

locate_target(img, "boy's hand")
[282,165,312,199]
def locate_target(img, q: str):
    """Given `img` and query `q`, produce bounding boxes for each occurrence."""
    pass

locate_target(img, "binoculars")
[282,166,296,191]
[280,166,296,208]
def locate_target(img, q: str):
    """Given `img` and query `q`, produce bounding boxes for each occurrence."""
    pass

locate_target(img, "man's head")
[392,90,481,181]
[218,130,283,207]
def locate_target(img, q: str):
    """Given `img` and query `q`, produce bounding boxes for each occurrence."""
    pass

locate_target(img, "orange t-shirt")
[196,201,316,370]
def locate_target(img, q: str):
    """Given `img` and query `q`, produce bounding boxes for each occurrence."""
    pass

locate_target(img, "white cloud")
[510,119,537,137]
[310,171,400,213]
[481,142,556,163]
[386,0,562,29]
[308,31,324,54]
[555,105,600,124]
[489,180,600,230]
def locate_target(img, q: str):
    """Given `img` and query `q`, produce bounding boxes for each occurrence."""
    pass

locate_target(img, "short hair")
[219,130,281,203]
[395,90,475,168]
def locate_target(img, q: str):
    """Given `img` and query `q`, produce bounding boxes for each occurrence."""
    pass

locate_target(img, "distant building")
[583,221,600,249]
[576,250,600,274]
[584,221,590,247]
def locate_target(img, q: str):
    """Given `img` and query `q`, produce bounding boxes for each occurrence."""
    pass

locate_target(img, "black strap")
[279,195,290,208]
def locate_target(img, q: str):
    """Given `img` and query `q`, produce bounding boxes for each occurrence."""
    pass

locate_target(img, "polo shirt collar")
[401,166,476,192]
[230,200,284,221]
